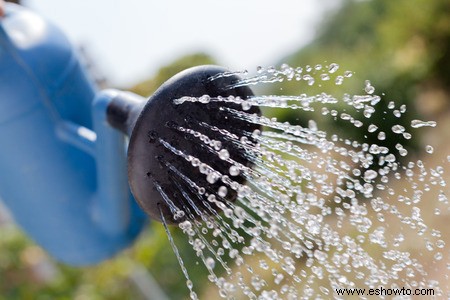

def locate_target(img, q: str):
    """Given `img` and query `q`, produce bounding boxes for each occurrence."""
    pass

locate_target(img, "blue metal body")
[0,4,147,265]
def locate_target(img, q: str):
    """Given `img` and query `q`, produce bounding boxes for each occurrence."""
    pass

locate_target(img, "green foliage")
[269,0,450,161]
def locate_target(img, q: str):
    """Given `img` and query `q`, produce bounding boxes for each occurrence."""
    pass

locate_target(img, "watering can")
[0,3,148,265]
[0,3,256,265]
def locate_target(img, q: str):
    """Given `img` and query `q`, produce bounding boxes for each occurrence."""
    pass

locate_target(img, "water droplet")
[213,140,222,151]
[218,186,228,198]
[302,74,315,86]
[364,80,375,94]
[364,170,378,181]
[385,154,396,162]
[186,280,194,289]
[241,101,252,111]
[434,252,443,261]
[400,104,406,113]
[199,94,210,103]
[218,149,230,160]
[189,291,198,300]
[174,210,185,220]
[199,163,209,174]
[340,113,351,120]
[335,76,344,85]
[368,124,378,133]
[207,172,220,184]
[354,120,363,127]
[411,119,437,128]
[274,273,284,285]
[425,145,434,154]
[344,70,353,77]
[229,165,240,176]
[320,73,330,81]
[403,132,412,139]
[391,124,405,134]
[436,240,445,248]
[314,249,327,262]
[308,120,318,131]
[328,63,339,73]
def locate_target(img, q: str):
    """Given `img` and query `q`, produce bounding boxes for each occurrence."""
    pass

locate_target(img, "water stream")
[157,63,448,299]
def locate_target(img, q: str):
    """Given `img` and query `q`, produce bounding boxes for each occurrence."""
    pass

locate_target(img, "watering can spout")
[105,90,146,136]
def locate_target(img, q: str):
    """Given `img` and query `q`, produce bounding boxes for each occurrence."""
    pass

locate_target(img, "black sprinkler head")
[107,65,260,224]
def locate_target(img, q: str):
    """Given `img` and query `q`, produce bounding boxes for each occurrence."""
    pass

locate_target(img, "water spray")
[108,65,260,223]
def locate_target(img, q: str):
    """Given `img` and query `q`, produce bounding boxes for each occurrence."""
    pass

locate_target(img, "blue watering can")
[0,3,148,265]
[0,3,256,265]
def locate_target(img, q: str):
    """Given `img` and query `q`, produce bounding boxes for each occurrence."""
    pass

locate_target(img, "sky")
[26,0,336,87]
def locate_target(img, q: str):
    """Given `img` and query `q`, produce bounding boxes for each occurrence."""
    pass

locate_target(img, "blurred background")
[1,0,449,299]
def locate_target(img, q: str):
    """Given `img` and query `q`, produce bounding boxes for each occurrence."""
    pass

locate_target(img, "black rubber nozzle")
[108,65,260,224]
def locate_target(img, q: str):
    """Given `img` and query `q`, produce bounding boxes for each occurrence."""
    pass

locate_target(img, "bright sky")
[27,0,336,87]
